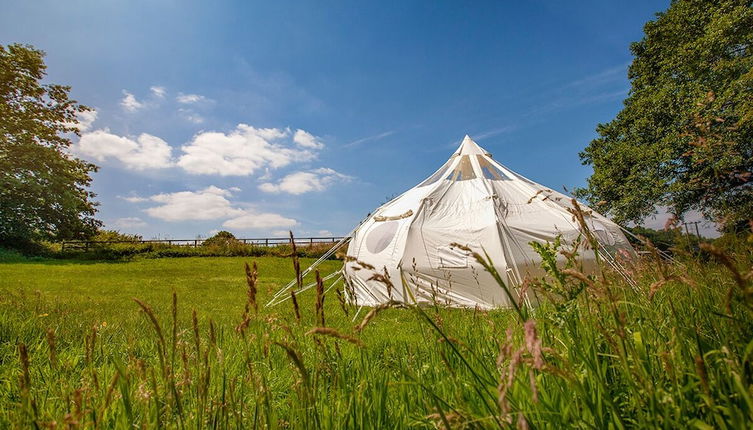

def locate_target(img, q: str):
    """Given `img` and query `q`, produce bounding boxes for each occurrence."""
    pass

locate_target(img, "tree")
[0,43,101,244]
[576,0,753,228]
[202,231,240,247]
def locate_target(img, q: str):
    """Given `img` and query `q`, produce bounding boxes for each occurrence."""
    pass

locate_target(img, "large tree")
[0,43,100,243]
[577,0,753,228]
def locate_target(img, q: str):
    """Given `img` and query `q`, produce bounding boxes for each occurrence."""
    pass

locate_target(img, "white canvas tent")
[340,135,634,309]
[268,135,634,310]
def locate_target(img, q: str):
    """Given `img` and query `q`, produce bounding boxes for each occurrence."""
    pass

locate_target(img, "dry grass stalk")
[335,287,349,316]
[133,298,166,351]
[235,312,251,335]
[209,319,217,348]
[695,355,710,394]
[368,267,394,298]
[192,309,200,357]
[315,270,325,327]
[18,343,31,390]
[289,231,302,290]
[273,342,309,387]
[517,412,530,430]
[244,261,258,313]
[85,325,98,365]
[354,301,399,332]
[560,268,596,289]
[290,289,301,322]
[343,255,376,271]
[305,327,364,347]
[45,328,57,369]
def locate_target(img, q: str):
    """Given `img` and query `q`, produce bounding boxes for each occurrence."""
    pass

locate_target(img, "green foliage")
[0,237,751,428]
[56,241,337,261]
[92,230,143,242]
[201,230,238,247]
[0,43,100,244]
[577,0,753,227]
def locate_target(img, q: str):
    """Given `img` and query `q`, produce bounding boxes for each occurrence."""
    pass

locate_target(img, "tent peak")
[455,135,489,156]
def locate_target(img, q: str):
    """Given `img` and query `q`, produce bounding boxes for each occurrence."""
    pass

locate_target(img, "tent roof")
[455,134,490,156]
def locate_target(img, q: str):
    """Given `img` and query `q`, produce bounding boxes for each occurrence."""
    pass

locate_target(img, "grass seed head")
[306,327,364,347]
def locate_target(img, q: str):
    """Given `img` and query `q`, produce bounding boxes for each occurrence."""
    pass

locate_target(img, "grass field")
[1,243,752,428]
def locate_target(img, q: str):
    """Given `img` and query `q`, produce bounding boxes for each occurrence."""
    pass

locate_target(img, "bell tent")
[269,135,634,310]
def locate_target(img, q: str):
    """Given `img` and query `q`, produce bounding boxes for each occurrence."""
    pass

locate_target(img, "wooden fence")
[61,236,345,252]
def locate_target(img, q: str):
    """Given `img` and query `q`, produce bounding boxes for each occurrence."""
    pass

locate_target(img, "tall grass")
[0,234,751,428]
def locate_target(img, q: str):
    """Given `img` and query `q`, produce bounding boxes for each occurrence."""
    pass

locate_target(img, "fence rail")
[61,236,345,252]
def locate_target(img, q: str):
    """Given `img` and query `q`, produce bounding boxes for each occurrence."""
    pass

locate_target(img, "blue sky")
[1,0,674,239]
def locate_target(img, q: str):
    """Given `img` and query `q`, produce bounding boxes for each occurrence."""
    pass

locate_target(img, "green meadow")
[0,246,752,429]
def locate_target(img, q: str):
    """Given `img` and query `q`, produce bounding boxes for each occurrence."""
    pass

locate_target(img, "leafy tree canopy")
[0,43,100,243]
[202,231,239,247]
[577,0,753,228]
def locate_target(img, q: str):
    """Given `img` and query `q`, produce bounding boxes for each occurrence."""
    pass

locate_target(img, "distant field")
[1,250,751,428]
[0,256,342,327]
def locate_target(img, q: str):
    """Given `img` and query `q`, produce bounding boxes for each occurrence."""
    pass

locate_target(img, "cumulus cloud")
[259,168,351,195]
[112,217,147,229]
[222,212,297,230]
[176,93,207,104]
[120,90,145,112]
[74,129,173,170]
[150,86,166,98]
[317,230,333,236]
[140,186,297,230]
[118,195,149,203]
[75,109,98,132]
[293,129,324,149]
[177,124,321,176]
[145,186,244,221]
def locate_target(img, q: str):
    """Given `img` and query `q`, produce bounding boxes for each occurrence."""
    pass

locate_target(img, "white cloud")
[223,212,297,230]
[272,229,292,237]
[120,90,144,112]
[293,129,324,149]
[141,186,297,230]
[75,109,98,132]
[112,217,147,229]
[75,129,173,170]
[118,195,149,203]
[176,93,207,104]
[150,86,166,98]
[177,124,320,176]
[178,108,204,124]
[317,230,333,236]
[259,167,351,195]
[145,186,244,221]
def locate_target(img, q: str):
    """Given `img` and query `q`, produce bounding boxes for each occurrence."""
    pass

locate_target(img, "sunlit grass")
[0,242,751,428]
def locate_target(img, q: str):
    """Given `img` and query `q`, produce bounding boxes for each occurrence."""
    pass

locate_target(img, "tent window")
[446,155,476,181]
[476,155,509,180]
[365,221,399,254]
[418,158,455,187]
